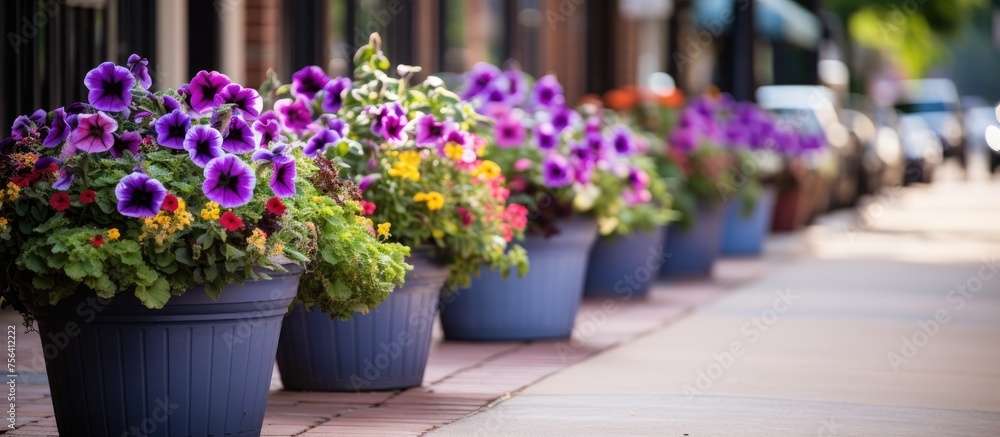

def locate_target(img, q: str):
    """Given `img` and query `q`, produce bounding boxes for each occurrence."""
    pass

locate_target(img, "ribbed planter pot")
[721,187,777,255]
[660,202,726,278]
[440,218,599,341]
[583,227,668,299]
[275,252,448,391]
[26,267,302,437]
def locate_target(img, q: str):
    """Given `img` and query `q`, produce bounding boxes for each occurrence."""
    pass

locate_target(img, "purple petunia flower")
[183,125,224,168]
[532,75,564,109]
[85,62,135,112]
[724,122,750,148]
[203,154,256,208]
[303,129,341,158]
[221,117,257,154]
[11,109,46,140]
[252,142,294,165]
[189,70,232,114]
[274,97,313,134]
[291,66,331,100]
[110,132,141,159]
[542,154,573,188]
[549,106,577,133]
[584,132,607,161]
[494,115,525,148]
[214,84,263,120]
[357,174,378,192]
[321,77,352,113]
[534,122,558,150]
[155,109,192,150]
[270,159,297,197]
[368,103,407,144]
[327,118,349,138]
[253,111,282,147]
[670,128,698,153]
[126,54,152,90]
[116,172,167,218]
[503,70,527,106]
[611,126,635,156]
[415,115,450,146]
[70,112,118,153]
[462,62,501,100]
[799,132,825,153]
[53,167,75,191]
[569,142,594,168]
[162,95,181,113]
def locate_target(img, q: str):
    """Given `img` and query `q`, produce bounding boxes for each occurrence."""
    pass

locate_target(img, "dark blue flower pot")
[26,267,302,437]
[440,218,598,341]
[584,227,668,299]
[276,253,448,391]
[721,187,777,256]
[660,203,726,278]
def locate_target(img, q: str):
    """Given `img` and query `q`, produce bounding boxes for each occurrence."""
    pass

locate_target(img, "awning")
[693,0,822,49]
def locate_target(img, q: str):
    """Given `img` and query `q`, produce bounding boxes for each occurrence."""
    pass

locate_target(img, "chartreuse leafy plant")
[457,63,674,237]
[261,34,528,289]
[0,54,408,322]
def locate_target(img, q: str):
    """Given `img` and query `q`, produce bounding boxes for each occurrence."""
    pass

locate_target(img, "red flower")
[49,192,71,211]
[266,197,286,215]
[91,235,105,248]
[161,193,179,212]
[79,189,96,204]
[359,200,376,216]
[457,207,474,227]
[43,162,58,173]
[219,211,244,231]
[10,176,30,188]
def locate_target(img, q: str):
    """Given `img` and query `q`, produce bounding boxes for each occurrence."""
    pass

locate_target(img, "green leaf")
[134,278,171,309]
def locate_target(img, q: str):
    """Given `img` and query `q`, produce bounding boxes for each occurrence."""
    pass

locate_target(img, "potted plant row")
[273,35,529,391]
[0,54,409,435]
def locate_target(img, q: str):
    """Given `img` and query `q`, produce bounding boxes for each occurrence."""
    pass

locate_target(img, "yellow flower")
[0,217,8,229]
[443,142,465,160]
[355,216,373,229]
[107,228,120,241]
[413,191,444,210]
[269,241,286,257]
[473,160,502,180]
[1,182,20,202]
[377,222,391,237]
[432,229,445,239]
[312,196,324,203]
[200,202,221,220]
[398,150,421,166]
[246,228,267,253]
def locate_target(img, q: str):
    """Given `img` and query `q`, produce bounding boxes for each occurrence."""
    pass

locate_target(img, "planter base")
[660,203,725,278]
[584,227,667,299]
[721,187,777,256]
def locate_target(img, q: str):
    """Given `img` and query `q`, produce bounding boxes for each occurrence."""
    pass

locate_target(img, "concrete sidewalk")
[432,179,1000,436]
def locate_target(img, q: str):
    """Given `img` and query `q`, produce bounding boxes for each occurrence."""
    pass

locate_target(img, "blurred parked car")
[962,102,1000,174]
[843,108,904,195]
[757,85,862,209]
[894,79,965,169]
[898,114,944,184]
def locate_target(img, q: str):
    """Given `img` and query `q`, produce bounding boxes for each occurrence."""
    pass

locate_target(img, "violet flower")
[11,109,46,139]
[214,84,262,120]
[503,70,527,106]
[462,62,501,100]
[270,159,297,197]
[202,154,256,208]
[291,66,331,100]
[189,70,232,114]
[670,128,698,153]
[183,125,225,168]
[53,167,75,191]
[221,117,257,154]
[494,115,525,148]
[85,62,135,112]
[550,106,577,133]
[110,132,141,159]
[126,54,152,89]
[70,112,118,153]
[274,97,313,134]
[611,126,635,155]
[321,77,352,113]
[303,129,341,158]
[534,122,558,151]
[584,132,607,161]
[369,103,407,144]
[252,142,294,165]
[162,95,181,113]
[253,111,282,147]
[327,118,349,138]
[415,115,450,146]
[155,109,192,150]
[532,75,564,109]
[116,172,167,218]
[542,154,573,187]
